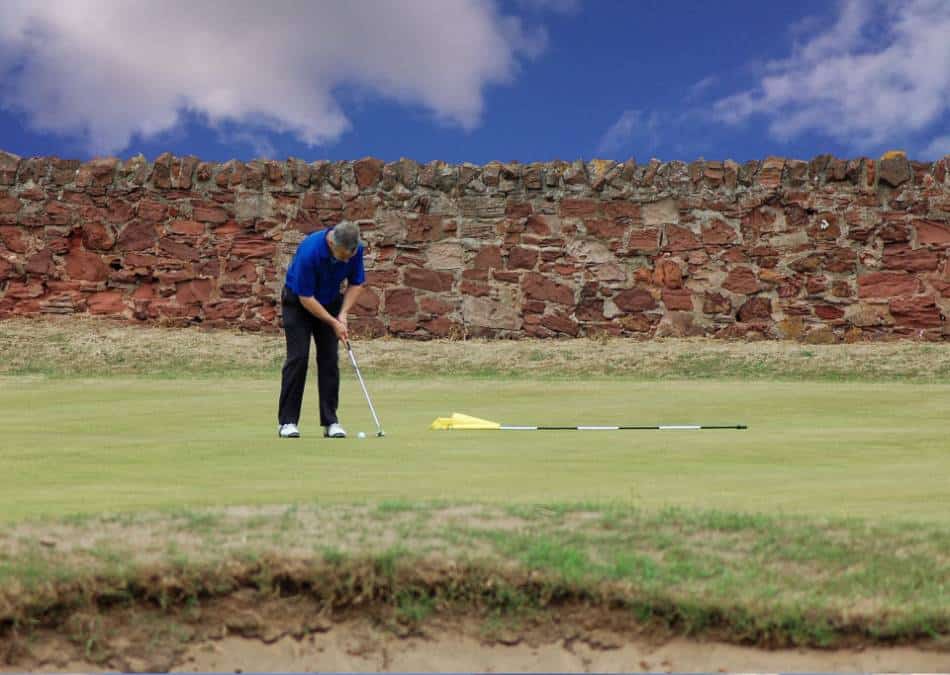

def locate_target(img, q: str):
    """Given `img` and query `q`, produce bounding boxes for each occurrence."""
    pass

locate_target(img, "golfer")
[278,221,365,439]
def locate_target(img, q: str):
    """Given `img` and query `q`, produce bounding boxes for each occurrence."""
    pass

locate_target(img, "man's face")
[328,233,356,262]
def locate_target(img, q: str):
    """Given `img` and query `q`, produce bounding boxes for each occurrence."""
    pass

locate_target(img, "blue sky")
[0,0,947,164]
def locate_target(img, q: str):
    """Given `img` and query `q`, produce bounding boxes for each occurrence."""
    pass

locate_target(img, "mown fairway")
[2,374,948,524]
[1,320,949,660]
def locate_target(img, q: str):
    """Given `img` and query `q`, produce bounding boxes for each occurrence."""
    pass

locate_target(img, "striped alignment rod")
[497,425,748,431]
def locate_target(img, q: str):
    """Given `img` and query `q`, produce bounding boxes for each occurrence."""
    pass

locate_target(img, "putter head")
[376,430,385,437]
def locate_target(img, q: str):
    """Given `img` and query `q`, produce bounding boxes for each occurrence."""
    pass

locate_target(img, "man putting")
[278,221,365,439]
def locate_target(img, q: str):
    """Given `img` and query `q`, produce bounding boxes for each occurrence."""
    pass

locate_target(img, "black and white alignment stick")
[485,424,746,431]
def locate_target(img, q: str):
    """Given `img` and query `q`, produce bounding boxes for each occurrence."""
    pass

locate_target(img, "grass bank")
[1,503,947,652]
[2,316,950,381]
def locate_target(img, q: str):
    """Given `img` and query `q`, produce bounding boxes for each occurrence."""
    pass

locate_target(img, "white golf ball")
[357,432,366,439]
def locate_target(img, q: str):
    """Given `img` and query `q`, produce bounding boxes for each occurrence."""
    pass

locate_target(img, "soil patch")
[3,596,947,673]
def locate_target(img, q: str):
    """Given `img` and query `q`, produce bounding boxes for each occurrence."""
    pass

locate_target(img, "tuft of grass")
[321,547,347,565]
[279,505,300,532]
[0,546,80,590]
[168,509,223,535]
[375,499,417,515]
[376,546,411,579]
[512,536,591,583]
[395,588,435,625]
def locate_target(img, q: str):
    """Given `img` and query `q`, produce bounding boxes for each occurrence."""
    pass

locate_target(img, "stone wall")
[0,150,948,341]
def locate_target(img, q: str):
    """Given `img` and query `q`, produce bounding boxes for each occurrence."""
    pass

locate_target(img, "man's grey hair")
[331,221,363,253]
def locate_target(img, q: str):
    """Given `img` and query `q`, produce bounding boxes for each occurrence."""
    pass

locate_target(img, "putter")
[344,340,385,437]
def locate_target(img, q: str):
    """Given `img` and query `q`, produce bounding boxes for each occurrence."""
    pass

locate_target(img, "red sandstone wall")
[0,151,948,341]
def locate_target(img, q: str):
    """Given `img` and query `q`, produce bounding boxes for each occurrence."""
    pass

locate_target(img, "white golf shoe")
[278,423,300,438]
[324,423,346,438]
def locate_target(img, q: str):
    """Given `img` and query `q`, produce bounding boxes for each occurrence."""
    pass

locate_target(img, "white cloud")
[597,109,660,156]
[713,0,950,150]
[922,135,950,159]
[225,131,278,161]
[686,75,719,101]
[0,1,547,155]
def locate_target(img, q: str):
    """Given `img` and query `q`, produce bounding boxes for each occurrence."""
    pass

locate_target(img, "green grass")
[2,360,948,649]
[1,375,949,525]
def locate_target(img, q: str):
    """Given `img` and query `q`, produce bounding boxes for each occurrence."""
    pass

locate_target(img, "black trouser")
[278,286,342,427]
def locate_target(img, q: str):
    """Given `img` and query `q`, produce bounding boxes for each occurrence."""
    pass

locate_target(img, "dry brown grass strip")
[1,316,949,380]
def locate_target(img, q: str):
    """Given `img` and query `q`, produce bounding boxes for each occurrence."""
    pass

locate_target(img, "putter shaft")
[345,341,384,436]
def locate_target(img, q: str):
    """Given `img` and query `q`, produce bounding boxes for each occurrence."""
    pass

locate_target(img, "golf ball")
[357,431,366,439]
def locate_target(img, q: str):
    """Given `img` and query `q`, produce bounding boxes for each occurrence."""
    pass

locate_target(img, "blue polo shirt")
[285,229,365,306]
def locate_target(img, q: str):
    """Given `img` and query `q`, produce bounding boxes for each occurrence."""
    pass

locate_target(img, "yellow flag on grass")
[429,413,501,430]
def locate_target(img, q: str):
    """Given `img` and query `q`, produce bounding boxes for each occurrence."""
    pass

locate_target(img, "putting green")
[2,376,948,524]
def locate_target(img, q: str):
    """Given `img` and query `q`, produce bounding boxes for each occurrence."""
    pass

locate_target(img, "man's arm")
[299,295,348,341]
[339,283,363,315]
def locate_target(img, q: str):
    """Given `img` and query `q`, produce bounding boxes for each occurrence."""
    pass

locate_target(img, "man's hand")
[337,310,350,341]
[299,295,350,341]
[332,318,349,342]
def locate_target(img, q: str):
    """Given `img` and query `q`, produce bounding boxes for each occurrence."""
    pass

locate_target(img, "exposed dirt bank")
[3,591,947,673]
